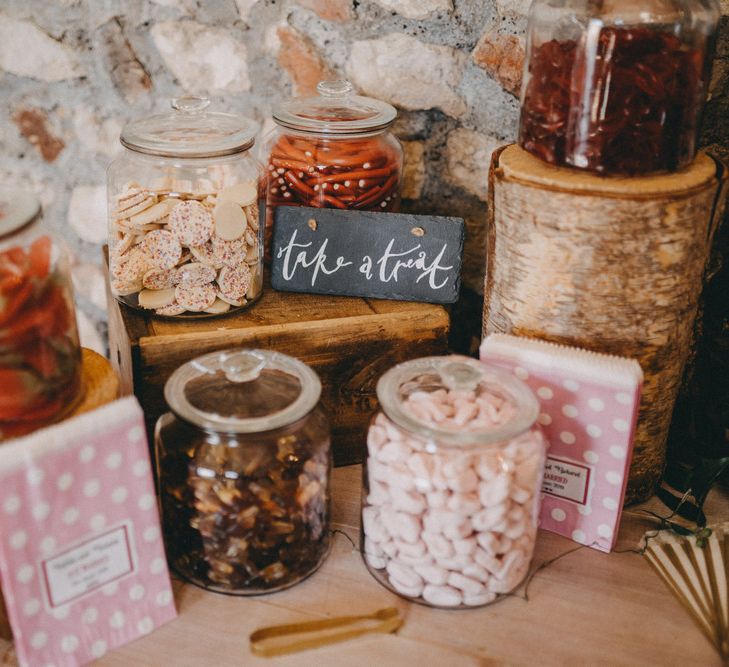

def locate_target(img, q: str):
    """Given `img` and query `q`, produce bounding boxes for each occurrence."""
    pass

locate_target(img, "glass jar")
[108,97,264,317]
[155,349,331,595]
[263,79,403,253]
[0,188,82,440]
[361,356,547,609]
[519,0,720,175]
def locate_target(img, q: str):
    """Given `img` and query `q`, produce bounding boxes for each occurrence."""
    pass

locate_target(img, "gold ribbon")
[250,607,404,657]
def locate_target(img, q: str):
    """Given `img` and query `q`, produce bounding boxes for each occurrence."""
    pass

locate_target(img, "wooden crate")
[106,267,450,466]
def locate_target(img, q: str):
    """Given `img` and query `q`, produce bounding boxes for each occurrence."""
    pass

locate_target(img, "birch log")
[483,145,728,504]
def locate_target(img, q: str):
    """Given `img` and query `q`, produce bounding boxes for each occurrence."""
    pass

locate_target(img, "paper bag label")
[542,457,591,505]
[41,524,135,608]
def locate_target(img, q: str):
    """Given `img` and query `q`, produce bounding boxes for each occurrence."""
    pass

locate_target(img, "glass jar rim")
[376,356,540,448]
[120,96,259,159]
[0,188,41,241]
[164,349,322,434]
[272,79,397,135]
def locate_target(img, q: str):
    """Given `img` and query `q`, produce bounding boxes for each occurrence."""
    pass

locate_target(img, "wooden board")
[1,464,724,666]
[106,258,450,466]
[484,145,728,504]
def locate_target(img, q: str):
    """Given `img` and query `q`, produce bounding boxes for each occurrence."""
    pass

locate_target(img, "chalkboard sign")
[271,207,465,304]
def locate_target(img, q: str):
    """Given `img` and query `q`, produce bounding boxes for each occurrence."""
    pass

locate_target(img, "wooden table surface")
[2,466,725,666]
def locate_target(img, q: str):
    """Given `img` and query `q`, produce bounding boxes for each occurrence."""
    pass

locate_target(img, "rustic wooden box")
[106,268,450,465]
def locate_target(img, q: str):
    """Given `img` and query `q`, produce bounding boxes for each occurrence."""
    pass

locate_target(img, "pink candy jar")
[361,356,547,608]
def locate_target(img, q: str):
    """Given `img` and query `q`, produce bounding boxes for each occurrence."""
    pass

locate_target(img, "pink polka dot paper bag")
[480,334,643,553]
[0,396,176,667]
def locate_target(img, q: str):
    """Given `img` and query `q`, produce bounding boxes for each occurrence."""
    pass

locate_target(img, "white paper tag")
[542,456,592,506]
[41,523,136,608]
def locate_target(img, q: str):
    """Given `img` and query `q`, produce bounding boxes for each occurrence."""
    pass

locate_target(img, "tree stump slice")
[73,348,120,416]
[483,145,728,504]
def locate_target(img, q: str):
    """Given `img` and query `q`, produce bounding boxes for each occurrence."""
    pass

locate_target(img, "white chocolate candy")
[422,584,463,607]
[362,380,546,608]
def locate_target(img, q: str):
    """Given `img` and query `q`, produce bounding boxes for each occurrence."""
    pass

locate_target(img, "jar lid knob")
[316,79,354,98]
[171,96,211,114]
[220,350,266,383]
[441,362,482,392]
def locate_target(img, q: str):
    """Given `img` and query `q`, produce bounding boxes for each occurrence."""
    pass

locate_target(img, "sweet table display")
[2,3,728,660]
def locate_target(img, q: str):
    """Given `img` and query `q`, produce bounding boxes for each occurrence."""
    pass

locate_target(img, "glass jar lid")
[272,79,397,135]
[0,187,41,240]
[164,349,321,434]
[377,356,540,448]
[120,96,259,158]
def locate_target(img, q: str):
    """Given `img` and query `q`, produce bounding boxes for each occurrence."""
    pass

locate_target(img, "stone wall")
[1,0,728,353]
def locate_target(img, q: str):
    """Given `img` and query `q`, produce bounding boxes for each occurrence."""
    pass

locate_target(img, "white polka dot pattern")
[26,468,44,486]
[586,424,602,438]
[61,634,79,653]
[481,339,641,554]
[32,502,50,521]
[23,599,40,617]
[10,530,27,550]
[17,564,34,584]
[583,451,599,464]
[551,508,566,522]
[562,405,579,418]
[56,472,73,491]
[0,404,176,665]
[109,610,126,629]
[91,640,108,658]
[559,431,576,445]
[3,495,20,514]
[537,387,553,400]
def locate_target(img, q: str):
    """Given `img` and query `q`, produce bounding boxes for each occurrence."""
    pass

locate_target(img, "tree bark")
[483,145,728,503]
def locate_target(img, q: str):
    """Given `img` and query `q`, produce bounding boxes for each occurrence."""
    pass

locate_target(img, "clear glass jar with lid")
[155,348,331,595]
[0,188,82,440]
[262,79,403,252]
[108,96,264,317]
[519,0,720,175]
[362,356,547,608]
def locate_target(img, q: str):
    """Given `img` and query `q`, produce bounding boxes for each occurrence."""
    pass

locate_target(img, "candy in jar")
[263,79,403,253]
[361,356,547,608]
[519,0,719,175]
[0,188,82,440]
[155,349,331,595]
[108,97,264,317]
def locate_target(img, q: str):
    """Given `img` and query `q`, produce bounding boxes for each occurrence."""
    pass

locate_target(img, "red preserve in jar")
[0,189,82,440]
[263,80,403,251]
[519,0,720,175]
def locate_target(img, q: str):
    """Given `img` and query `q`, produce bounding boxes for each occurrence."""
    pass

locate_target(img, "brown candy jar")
[519,0,720,175]
[155,349,331,595]
[262,79,403,253]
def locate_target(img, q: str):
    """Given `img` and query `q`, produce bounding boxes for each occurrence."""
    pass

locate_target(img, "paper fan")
[643,523,729,660]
